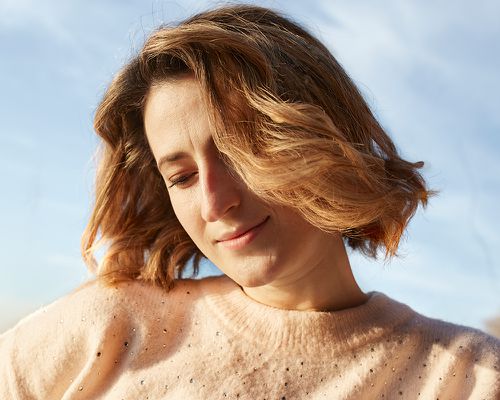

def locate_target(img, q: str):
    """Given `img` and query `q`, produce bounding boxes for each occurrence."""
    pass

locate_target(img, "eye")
[168,172,197,188]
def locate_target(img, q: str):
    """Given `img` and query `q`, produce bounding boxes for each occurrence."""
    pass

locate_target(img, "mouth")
[217,216,269,250]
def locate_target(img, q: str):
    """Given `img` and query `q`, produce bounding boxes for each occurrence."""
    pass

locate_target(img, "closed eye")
[168,172,197,188]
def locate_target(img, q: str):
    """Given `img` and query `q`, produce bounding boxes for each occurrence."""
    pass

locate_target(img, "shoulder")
[377,292,500,356]
[395,307,500,396]
[1,279,150,338]
[0,277,193,399]
[0,277,200,345]
[1,277,196,335]
[403,309,500,355]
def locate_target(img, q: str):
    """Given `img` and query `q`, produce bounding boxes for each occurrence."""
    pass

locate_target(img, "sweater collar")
[198,274,415,355]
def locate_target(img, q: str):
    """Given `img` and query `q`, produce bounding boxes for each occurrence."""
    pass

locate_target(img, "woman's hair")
[81,4,438,291]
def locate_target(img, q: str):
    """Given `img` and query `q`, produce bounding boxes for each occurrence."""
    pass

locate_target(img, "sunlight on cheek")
[168,191,200,228]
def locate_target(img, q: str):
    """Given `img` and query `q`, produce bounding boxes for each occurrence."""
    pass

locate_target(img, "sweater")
[1,274,499,400]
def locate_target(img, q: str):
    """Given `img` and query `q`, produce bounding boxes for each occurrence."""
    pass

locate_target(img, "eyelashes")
[168,172,198,188]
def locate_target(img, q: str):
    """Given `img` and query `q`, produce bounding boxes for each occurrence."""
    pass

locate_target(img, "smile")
[217,216,269,250]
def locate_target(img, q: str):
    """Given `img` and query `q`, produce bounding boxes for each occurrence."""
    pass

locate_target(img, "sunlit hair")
[81,4,438,290]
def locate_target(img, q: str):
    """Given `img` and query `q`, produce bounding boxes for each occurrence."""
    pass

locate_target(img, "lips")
[216,216,269,242]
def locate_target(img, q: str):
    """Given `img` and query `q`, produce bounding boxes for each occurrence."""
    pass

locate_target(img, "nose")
[199,155,242,222]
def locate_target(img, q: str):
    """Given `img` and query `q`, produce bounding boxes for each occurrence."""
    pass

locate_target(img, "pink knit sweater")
[1,274,499,399]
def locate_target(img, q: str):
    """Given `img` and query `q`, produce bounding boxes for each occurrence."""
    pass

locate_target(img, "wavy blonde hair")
[81,4,437,290]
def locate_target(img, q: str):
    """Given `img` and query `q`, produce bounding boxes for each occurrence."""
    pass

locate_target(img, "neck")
[240,233,368,312]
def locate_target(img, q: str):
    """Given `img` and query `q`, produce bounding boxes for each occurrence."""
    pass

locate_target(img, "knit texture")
[1,274,499,399]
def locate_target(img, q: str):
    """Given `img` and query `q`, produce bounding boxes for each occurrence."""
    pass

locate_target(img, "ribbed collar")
[199,274,415,356]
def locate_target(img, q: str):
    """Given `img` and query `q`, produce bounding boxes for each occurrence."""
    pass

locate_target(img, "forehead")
[143,77,211,164]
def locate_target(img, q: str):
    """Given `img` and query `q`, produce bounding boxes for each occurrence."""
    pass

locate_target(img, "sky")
[0,0,499,335]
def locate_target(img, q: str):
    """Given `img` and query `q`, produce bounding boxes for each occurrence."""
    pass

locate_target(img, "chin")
[224,258,281,288]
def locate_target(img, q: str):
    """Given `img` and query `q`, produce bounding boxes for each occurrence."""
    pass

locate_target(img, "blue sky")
[1,0,499,334]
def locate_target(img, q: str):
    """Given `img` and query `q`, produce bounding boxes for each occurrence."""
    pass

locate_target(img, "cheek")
[170,197,201,238]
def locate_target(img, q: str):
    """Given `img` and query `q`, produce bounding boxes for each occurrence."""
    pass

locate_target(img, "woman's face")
[143,77,336,288]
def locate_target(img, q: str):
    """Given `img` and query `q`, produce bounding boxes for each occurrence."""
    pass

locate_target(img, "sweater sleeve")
[0,279,136,400]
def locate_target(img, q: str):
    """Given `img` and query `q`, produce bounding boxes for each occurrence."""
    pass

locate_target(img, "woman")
[1,4,499,399]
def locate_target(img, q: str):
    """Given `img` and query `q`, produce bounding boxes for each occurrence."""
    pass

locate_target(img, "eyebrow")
[157,151,190,171]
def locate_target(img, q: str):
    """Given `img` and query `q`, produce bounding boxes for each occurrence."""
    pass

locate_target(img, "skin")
[144,76,369,312]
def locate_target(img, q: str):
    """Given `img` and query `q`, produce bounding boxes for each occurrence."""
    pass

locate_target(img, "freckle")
[399,391,403,395]
[187,291,190,294]
[422,363,427,367]
[285,367,289,371]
